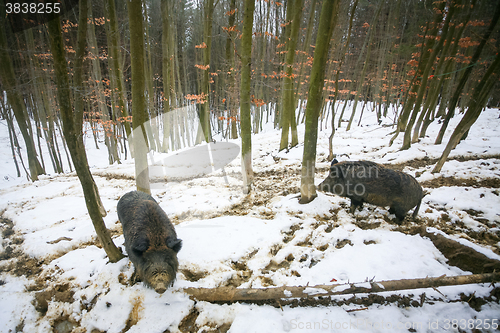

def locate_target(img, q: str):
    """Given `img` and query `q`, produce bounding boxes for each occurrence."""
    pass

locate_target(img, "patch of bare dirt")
[122,296,144,332]
[387,154,500,171]
[224,167,302,219]
[0,216,46,281]
[420,176,500,188]
[180,268,209,282]
[177,307,199,333]
[177,306,231,333]
[95,173,135,181]
[0,214,117,332]
[33,283,75,315]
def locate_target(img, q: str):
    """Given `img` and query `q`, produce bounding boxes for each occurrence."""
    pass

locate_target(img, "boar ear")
[133,238,149,255]
[331,158,339,166]
[167,238,182,253]
[330,164,343,180]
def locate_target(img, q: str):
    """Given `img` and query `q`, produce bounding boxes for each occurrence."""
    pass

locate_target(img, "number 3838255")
[6,2,61,14]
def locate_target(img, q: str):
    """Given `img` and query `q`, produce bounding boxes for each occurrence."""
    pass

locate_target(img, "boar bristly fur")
[318,160,423,223]
[117,191,182,294]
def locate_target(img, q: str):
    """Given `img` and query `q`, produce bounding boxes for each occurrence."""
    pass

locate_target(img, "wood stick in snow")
[183,272,499,302]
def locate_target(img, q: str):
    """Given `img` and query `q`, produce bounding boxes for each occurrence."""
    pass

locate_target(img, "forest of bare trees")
[0,0,499,257]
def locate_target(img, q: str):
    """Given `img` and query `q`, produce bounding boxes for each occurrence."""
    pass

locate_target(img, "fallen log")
[183,272,499,302]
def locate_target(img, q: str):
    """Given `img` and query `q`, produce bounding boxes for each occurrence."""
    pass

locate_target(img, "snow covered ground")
[0,103,499,332]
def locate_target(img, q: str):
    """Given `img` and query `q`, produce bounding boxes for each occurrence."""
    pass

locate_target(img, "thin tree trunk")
[279,0,302,151]
[401,0,452,150]
[0,99,21,177]
[435,0,500,145]
[225,0,238,140]
[389,9,443,147]
[47,8,124,263]
[327,0,358,161]
[346,0,383,131]
[432,52,500,173]
[240,0,255,194]
[143,4,158,153]
[161,0,172,153]
[0,11,45,181]
[106,0,131,142]
[128,0,151,194]
[294,0,317,125]
[299,0,339,204]
[199,0,215,143]
[25,29,63,173]
[87,2,119,164]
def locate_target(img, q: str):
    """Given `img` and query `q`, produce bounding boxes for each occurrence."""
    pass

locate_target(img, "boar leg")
[349,198,363,214]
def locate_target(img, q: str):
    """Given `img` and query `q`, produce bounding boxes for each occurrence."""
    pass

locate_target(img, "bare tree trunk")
[225,0,238,140]
[87,1,119,164]
[106,0,131,140]
[199,0,215,143]
[327,0,358,161]
[240,0,255,194]
[279,0,302,151]
[401,0,453,150]
[47,7,124,263]
[143,4,158,152]
[294,0,317,125]
[128,0,151,195]
[299,0,339,204]
[432,52,500,173]
[435,0,500,145]
[346,0,383,131]
[0,98,21,177]
[389,5,445,147]
[0,9,45,181]
[25,28,63,173]
[161,0,172,152]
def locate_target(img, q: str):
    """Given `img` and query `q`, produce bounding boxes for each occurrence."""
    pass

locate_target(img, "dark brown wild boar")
[117,191,182,293]
[318,160,423,223]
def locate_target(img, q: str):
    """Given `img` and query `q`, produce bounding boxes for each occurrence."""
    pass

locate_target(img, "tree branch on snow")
[183,272,500,302]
